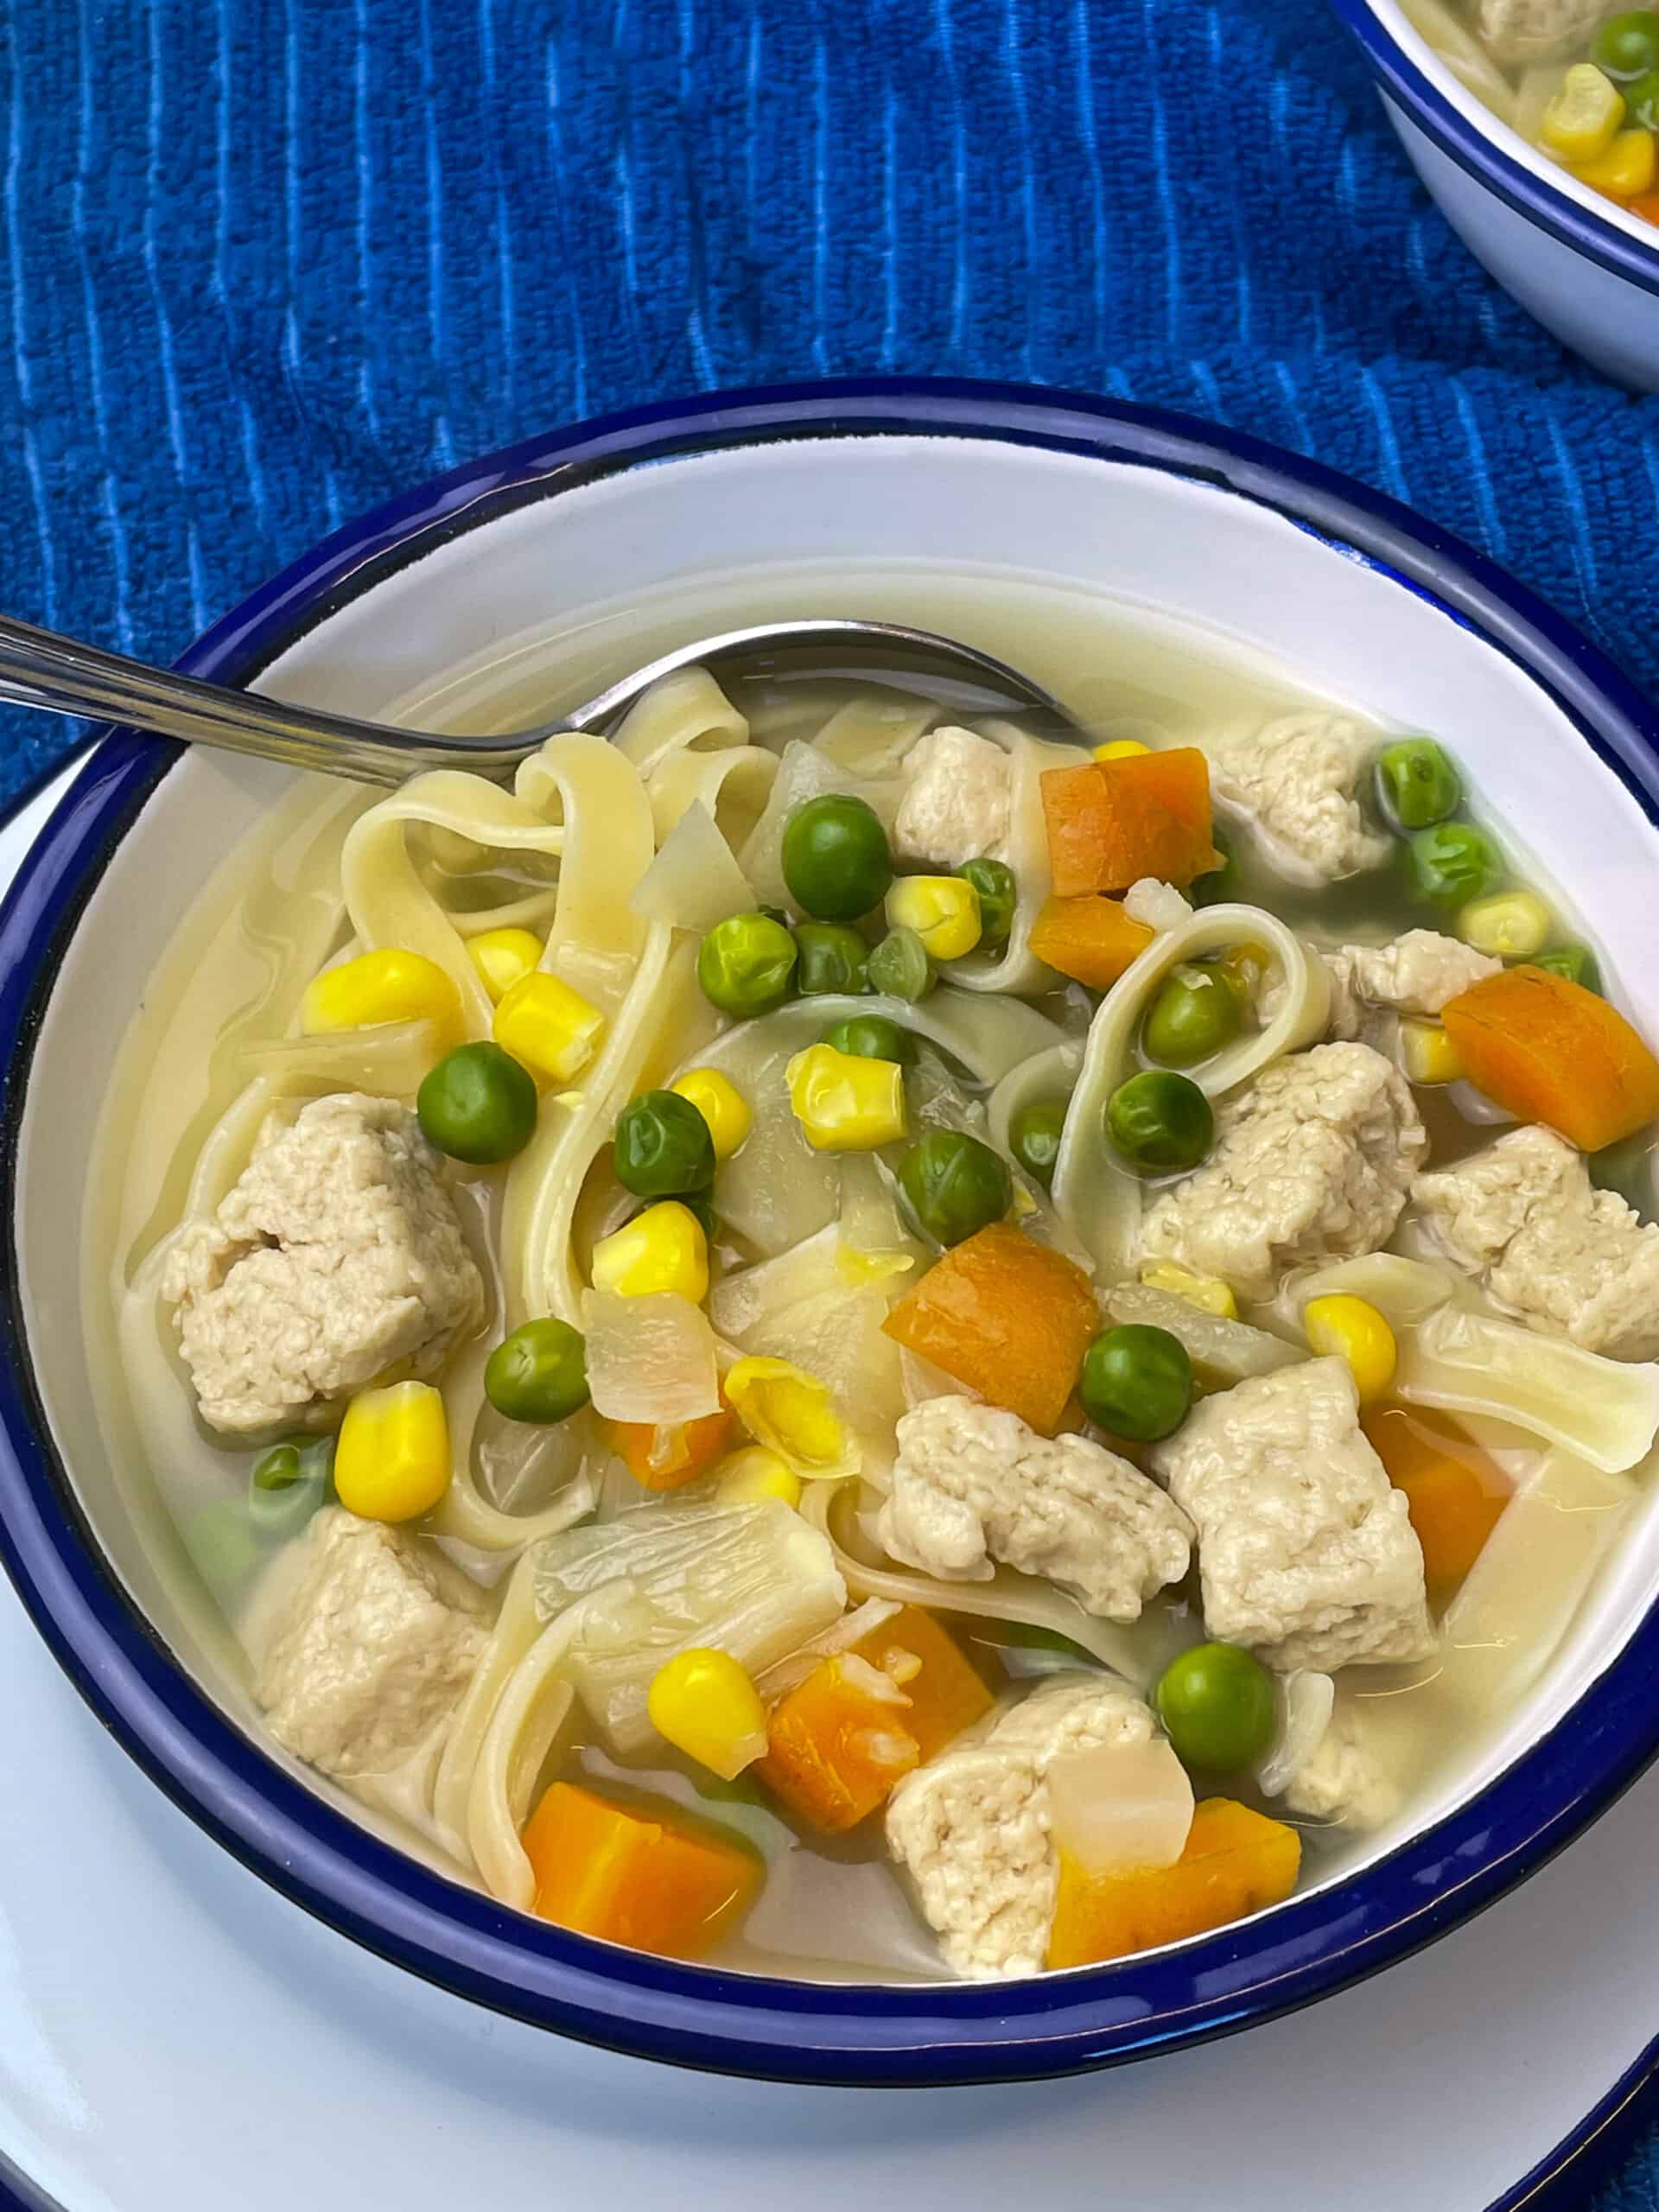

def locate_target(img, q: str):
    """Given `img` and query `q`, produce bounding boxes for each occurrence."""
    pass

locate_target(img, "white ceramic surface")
[1354,0,1659,388]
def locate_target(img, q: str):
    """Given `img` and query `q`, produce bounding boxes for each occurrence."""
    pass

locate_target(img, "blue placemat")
[0,0,1656,2195]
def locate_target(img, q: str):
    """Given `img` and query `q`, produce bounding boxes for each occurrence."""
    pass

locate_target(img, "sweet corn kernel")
[302,948,462,1046]
[724,1356,859,1480]
[1139,1259,1238,1319]
[1303,1294,1397,1406]
[671,1067,753,1160]
[646,1649,769,1780]
[1094,739,1151,761]
[1399,1020,1466,1087]
[785,1044,908,1153]
[493,970,606,1084]
[590,1201,709,1302]
[1541,63,1625,162]
[1573,124,1656,197]
[334,1379,451,1522]
[884,876,982,962]
[467,926,544,1004]
[713,1445,803,1510]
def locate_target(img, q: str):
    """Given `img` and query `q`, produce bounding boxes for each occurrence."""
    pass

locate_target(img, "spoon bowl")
[0,613,1081,786]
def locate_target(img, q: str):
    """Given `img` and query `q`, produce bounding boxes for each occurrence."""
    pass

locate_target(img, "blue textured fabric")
[0,0,1655,2191]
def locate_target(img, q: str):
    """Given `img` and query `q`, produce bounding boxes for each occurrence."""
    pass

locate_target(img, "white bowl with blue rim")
[1333,0,1659,386]
[3,381,1659,2086]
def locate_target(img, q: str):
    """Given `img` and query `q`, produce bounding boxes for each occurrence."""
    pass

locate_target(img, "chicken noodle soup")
[1407,0,1659,225]
[100,603,1659,1983]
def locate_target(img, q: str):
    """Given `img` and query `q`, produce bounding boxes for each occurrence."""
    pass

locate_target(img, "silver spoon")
[0,613,1082,787]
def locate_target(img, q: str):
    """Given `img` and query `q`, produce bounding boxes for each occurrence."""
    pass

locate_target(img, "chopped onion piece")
[1046,1738,1195,1875]
[630,798,756,934]
[581,1290,721,1425]
[1105,1282,1303,1385]
[1395,1305,1659,1475]
[753,1598,904,1701]
[1257,1669,1336,1798]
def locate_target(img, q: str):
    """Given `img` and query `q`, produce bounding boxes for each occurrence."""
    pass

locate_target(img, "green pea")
[955,858,1016,951]
[820,1014,917,1065]
[1008,1095,1069,1190]
[794,921,871,996]
[1154,1643,1278,1772]
[1192,826,1239,908]
[1374,737,1461,831]
[613,1089,716,1199]
[698,912,798,1018]
[1592,9,1659,77]
[867,925,936,1001]
[417,1042,538,1165]
[485,1317,590,1425]
[1078,1324,1193,1442]
[1403,821,1503,912]
[1627,65,1659,123]
[252,1443,303,1492]
[1106,1069,1213,1174]
[897,1129,1013,1248]
[185,1501,261,1589]
[781,794,894,922]
[1141,963,1243,1069]
[1531,944,1602,993]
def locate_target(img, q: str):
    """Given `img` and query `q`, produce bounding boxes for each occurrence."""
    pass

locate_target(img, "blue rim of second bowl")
[3,380,1659,2104]
[1330,0,1659,298]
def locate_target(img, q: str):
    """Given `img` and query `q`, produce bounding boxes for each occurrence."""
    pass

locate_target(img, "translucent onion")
[813,696,939,777]
[581,1290,721,1426]
[630,798,756,934]
[1103,1281,1304,1385]
[753,1597,904,1701]
[1257,1669,1336,1799]
[1395,1305,1659,1476]
[1052,902,1332,1283]
[1046,1738,1195,1874]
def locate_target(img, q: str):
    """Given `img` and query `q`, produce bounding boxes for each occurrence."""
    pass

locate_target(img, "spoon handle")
[0,613,526,787]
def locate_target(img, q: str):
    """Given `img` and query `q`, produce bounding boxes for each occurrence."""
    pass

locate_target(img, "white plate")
[0,768,1653,2212]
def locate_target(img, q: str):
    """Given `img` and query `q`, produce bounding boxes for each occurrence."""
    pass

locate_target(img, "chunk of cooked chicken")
[875,1395,1194,1622]
[893,725,1011,869]
[1150,1358,1433,1671]
[1138,1043,1427,1303]
[1413,1123,1659,1360]
[163,1091,486,1435]
[885,1675,1156,1979]
[1281,1704,1401,1830]
[251,1507,489,1780]
[1324,930,1500,1039]
[1207,713,1391,886]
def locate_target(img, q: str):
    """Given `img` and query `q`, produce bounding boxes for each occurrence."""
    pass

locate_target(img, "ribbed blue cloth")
[0,0,1655,2193]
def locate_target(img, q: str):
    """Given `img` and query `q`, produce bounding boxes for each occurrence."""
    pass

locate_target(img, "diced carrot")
[757,1658,922,1834]
[1040,749,1223,896]
[1630,191,1659,224]
[1046,1797,1301,1970]
[880,1222,1100,1435]
[1441,965,1659,1153]
[523,1781,760,1957]
[607,1407,736,1491]
[1363,1403,1511,1595]
[854,1605,995,1761]
[1029,894,1155,989]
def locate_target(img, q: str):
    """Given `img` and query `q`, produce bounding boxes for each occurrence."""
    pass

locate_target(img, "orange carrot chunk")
[1046,1797,1301,1970]
[880,1221,1099,1435]
[855,1605,995,1761]
[1440,965,1659,1153]
[523,1782,761,1957]
[1029,894,1155,989]
[606,1406,736,1491]
[1040,749,1223,896]
[1363,1403,1511,1596]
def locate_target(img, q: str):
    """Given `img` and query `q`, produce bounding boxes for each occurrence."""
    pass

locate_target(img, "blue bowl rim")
[1329,0,1659,298]
[3,378,1659,2108]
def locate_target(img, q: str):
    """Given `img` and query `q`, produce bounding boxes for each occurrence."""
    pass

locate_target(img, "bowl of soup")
[1332,0,1659,385]
[3,384,1659,2083]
